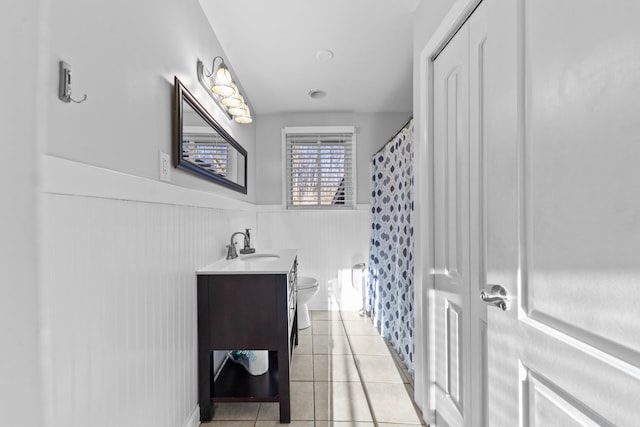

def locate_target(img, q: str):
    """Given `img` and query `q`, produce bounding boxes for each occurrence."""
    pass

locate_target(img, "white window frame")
[281,126,357,210]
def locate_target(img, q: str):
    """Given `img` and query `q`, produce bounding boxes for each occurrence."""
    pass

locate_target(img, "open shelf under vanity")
[213,351,280,401]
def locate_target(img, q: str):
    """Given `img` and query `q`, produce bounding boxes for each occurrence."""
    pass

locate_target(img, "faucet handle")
[226,244,238,260]
[239,229,255,254]
[243,229,251,248]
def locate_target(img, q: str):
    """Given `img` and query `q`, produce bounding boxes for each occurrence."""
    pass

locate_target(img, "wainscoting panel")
[256,206,370,311]
[41,192,255,427]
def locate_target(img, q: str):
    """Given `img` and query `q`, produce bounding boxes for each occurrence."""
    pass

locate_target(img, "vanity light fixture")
[220,83,242,108]
[197,56,253,124]
[210,59,234,96]
[234,105,253,124]
[227,95,249,116]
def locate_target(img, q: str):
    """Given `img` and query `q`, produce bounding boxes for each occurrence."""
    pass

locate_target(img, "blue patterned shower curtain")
[367,120,414,375]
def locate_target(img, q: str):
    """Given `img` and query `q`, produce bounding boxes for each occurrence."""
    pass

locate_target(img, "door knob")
[480,284,510,311]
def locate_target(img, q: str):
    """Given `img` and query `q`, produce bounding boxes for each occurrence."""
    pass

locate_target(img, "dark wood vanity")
[196,251,298,423]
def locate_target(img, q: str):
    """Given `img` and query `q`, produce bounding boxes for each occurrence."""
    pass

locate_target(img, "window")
[183,127,229,177]
[283,126,356,209]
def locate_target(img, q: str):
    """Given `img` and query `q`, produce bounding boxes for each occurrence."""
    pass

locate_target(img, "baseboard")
[182,405,200,427]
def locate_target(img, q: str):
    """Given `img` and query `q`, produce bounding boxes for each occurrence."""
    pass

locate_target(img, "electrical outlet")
[160,152,171,182]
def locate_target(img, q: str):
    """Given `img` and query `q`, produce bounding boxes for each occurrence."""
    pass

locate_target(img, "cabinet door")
[208,275,283,349]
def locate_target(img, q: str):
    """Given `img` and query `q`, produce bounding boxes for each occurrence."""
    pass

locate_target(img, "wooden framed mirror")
[173,76,247,194]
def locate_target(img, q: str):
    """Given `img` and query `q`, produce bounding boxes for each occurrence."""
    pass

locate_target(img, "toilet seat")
[297,277,318,290]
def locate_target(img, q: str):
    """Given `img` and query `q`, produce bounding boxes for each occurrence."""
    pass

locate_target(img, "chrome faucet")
[226,231,245,260]
[226,229,255,260]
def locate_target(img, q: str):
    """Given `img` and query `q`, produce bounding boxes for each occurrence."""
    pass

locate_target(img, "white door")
[432,0,640,425]
[432,6,488,424]
[432,19,471,425]
[484,0,640,425]
[433,1,492,425]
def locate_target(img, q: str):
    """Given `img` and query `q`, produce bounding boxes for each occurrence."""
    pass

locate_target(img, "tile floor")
[201,310,427,426]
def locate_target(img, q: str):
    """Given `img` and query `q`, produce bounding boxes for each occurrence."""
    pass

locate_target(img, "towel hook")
[58,61,87,104]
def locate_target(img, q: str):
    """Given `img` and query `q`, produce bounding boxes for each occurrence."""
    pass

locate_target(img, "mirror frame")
[173,76,248,194]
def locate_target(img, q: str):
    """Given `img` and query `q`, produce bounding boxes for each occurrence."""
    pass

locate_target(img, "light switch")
[160,152,171,182]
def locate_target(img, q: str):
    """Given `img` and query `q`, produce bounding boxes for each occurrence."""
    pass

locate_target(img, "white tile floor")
[201,311,427,426]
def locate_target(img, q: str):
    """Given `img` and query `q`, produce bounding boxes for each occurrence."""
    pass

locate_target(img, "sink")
[241,253,281,262]
[198,248,297,276]
[198,249,296,274]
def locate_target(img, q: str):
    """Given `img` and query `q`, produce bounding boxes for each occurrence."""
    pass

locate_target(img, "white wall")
[255,112,411,205]
[41,158,255,427]
[257,206,370,311]
[0,0,44,425]
[254,112,410,313]
[19,0,260,426]
[46,0,256,203]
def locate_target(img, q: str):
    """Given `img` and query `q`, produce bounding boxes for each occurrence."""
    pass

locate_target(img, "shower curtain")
[367,119,414,374]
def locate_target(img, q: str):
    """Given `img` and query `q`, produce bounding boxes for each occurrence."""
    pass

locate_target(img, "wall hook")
[58,61,87,104]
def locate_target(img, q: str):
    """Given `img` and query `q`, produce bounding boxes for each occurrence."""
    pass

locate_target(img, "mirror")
[173,76,247,193]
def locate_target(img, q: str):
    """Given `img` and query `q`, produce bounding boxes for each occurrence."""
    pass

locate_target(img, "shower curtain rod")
[373,116,413,156]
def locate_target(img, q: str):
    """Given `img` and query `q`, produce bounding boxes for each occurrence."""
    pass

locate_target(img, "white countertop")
[196,249,297,275]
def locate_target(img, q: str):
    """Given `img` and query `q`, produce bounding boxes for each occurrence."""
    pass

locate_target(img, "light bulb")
[228,98,249,116]
[211,63,235,97]
[221,84,242,107]
[234,106,252,124]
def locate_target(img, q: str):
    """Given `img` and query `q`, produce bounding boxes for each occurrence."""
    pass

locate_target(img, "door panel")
[468,4,489,425]
[523,368,611,427]
[520,1,640,425]
[446,300,463,406]
[445,69,464,280]
[524,0,640,362]
[481,0,640,426]
[520,325,640,426]
[433,3,493,425]
[433,22,471,427]
[480,0,521,425]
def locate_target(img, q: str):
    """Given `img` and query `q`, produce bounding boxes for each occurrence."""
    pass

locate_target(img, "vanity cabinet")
[197,252,298,423]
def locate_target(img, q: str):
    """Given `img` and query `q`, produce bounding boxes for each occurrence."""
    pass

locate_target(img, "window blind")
[285,132,355,208]
[183,132,229,177]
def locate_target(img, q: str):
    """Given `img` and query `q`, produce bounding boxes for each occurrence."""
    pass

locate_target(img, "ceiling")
[198,0,419,115]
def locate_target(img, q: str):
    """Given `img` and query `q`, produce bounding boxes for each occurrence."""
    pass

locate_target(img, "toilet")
[296,276,319,329]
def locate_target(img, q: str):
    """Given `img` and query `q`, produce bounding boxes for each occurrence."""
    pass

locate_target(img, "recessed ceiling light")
[315,49,334,62]
[308,90,327,99]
